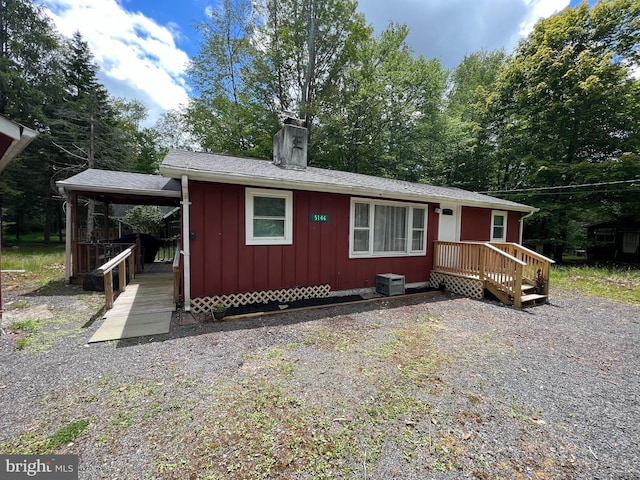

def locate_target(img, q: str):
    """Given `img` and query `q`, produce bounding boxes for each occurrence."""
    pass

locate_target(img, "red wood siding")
[460,206,522,242]
[460,207,491,241]
[506,211,520,243]
[188,181,435,298]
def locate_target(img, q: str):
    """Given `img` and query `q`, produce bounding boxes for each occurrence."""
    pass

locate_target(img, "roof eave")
[56,181,181,199]
[160,164,537,213]
[0,120,37,172]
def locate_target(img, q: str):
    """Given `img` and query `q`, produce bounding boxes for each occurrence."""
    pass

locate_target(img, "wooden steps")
[520,293,548,305]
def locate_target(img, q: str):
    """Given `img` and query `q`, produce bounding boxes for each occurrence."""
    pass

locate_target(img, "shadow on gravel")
[112,291,448,349]
[25,279,89,297]
[82,306,107,329]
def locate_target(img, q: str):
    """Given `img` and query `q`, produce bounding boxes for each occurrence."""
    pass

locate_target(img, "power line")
[478,178,640,194]
[491,187,639,197]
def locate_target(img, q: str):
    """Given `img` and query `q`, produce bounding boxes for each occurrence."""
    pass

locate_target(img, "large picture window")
[246,188,293,245]
[350,199,426,257]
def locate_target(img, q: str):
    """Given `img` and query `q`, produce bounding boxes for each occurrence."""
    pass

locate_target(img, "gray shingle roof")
[161,149,535,212]
[57,169,181,197]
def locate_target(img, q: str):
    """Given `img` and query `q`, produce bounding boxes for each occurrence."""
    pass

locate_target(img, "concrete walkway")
[89,269,175,343]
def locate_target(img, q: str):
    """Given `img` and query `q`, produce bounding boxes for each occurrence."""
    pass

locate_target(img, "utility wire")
[478,178,640,194]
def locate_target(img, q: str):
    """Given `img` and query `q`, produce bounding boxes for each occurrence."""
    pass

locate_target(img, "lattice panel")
[190,284,331,313]
[430,272,483,299]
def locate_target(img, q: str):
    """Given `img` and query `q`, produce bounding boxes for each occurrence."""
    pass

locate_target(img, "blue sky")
[41,0,590,124]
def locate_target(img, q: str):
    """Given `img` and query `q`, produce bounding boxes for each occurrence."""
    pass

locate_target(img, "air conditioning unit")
[376,273,405,296]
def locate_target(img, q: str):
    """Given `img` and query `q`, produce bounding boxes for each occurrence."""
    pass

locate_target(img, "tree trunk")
[86,200,95,241]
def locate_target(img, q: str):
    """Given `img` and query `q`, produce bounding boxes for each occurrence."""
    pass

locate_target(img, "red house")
[158,124,553,311]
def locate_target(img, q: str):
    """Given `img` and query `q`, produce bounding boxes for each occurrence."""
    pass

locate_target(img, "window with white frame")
[350,198,426,257]
[491,210,507,242]
[245,188,293,245]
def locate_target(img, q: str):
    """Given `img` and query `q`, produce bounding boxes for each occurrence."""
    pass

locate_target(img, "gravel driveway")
[0,283,638,479]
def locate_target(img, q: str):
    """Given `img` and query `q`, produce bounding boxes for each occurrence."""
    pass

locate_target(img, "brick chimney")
[273,118,307,170]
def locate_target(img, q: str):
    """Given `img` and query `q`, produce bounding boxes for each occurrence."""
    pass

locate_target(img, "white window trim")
[349,198,427,258]
[245,188,293,245]
[491,210,507,242]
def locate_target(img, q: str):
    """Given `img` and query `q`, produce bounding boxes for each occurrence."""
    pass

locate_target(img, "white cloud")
[358,0,571,69]
[41,0,190,124]
[520,0,570,36]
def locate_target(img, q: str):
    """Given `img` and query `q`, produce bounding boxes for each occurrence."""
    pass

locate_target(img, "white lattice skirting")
[190,284,331,313]
[430,272,483,299]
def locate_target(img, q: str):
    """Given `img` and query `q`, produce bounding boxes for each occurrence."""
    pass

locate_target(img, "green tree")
[123,205,164,237]
[313,23,448,181]
[0,0,65,242]
[488,0,640,260]
[51,32,131,239]
[253,0,368,144]
[112,97,164,174]
[433,49,506,190]
[186,0,275,157]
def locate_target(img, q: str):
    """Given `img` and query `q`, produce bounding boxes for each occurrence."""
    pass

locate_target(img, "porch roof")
[0,115,37,173]
[56,169,181,206]
[161,149,536,213]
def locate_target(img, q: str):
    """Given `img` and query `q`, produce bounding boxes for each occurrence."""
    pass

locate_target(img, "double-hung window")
[491,210,507,242]
[245,188,293,245]
[350,198,426,257]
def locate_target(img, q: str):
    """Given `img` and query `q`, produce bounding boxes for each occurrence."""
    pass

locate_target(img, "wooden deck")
[89,264,175,343]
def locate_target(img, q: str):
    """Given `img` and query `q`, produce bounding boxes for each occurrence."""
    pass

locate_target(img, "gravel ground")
[0,280,638,479]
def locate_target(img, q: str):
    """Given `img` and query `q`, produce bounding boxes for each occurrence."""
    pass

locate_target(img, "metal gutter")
[181,175,191,311]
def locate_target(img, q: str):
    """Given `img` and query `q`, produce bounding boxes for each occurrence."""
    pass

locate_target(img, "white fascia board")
[0,123,37,173]
[160,165,537,214]
[0,116,22,139]
[55,182,181,198]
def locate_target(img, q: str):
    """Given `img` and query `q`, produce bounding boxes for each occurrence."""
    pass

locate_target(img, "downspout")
[520,210,535,245]
[58,187,72,283]
[181,175,191,311]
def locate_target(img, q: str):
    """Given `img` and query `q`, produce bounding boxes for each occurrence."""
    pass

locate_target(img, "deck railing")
[433,241,553,307]
[75,240,142,277]
[491,243,555,295]
[96,245,137,309]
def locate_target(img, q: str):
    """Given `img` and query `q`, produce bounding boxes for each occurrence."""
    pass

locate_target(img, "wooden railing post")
[96,245,136,311]
[479,245,487,281]
[118,259,126,293]
[514,263,523,308]
[104,270,114,309]
[543,261,551,296]
[135,234,142,274]
[128,254,135,283]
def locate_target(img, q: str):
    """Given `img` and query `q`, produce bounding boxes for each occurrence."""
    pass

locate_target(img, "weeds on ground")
[2,245,66,285]
[0,418,92,454]
[551,265,640,304]
[6,296,103,352]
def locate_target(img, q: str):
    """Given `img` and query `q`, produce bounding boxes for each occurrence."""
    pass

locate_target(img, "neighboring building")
[586,218,640,263]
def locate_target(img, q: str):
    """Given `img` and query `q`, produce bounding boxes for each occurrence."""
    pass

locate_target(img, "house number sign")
[311,214,330,222]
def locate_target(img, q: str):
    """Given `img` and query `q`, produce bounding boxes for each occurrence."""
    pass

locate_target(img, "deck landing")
[89,270,175,343]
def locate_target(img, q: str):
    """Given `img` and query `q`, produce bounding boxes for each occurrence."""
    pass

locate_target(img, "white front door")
[438,204,460,241]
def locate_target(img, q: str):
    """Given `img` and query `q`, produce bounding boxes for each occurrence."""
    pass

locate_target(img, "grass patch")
[0,419,92,454]
[2,244,65,273]
[10,319,42,331]
[46,419,92,450]
[551,265,640,305]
